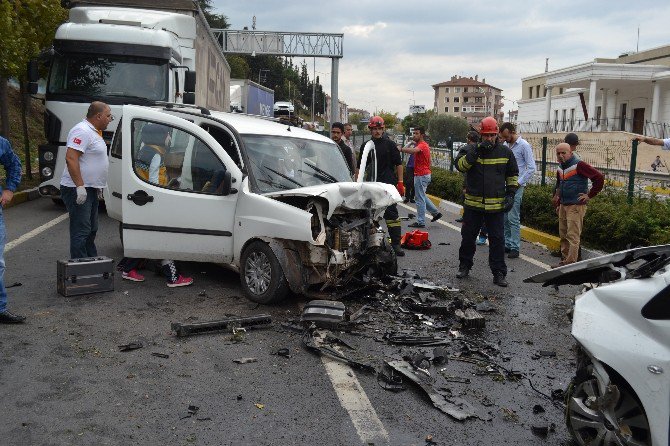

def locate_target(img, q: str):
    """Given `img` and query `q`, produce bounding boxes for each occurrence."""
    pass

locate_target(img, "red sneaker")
[122,269,145,282]
[167,275,193,288]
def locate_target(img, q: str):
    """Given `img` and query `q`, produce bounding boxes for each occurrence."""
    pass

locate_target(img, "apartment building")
[432,75,504,125]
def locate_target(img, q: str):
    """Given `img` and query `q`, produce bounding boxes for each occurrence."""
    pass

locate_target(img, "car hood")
[524,244,670,286]
[265,181,401,219]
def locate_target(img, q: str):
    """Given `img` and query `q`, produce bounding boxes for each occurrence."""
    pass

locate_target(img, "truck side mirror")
[184,71,196,93]
[183,92,195,105]
[27,60,39,82]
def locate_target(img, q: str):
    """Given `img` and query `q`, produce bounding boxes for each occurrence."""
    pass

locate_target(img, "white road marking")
[321,356,390,445]
[399,202,551,270]
[6,213,69,253]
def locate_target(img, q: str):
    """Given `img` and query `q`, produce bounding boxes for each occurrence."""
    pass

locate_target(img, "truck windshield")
[242,135,353,193]
[47,54,168,102]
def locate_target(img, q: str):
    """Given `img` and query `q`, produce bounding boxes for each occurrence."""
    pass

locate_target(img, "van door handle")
[127,190,154,206]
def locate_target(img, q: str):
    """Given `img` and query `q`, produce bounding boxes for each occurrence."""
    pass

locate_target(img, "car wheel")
[566,366,651,446]
[240,241,289,304]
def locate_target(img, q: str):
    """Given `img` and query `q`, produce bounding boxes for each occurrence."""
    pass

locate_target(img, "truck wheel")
[240,241,289,304]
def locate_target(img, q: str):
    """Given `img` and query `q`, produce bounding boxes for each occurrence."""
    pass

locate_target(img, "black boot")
[389,225,404,257]
[493,272,508,287]
[456,265,470,278]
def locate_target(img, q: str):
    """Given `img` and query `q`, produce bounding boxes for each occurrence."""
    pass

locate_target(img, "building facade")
[432,75,504,125]
[517,44,670,136]
[325,94,349,123]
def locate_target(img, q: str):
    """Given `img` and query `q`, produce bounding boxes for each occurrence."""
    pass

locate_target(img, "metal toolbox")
[57,257,114,297]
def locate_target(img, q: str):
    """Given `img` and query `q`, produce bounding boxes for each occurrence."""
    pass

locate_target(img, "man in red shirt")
[400,127,442,227]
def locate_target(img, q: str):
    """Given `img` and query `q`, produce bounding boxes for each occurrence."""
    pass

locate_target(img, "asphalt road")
[0,197,582,446]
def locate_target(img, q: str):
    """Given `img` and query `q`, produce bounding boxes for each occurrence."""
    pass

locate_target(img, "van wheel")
[240,241,289,304]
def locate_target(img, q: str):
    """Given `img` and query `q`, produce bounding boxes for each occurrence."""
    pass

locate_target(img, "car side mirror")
[184,71,196,93]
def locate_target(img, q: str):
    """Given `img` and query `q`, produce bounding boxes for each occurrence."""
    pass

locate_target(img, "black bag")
[57,257,114,296]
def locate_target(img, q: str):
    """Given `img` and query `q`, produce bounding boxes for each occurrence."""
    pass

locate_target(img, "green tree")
[227,55,250,79]
[197,0,229,29]
[349,113,363,131]
[427,115,469,145]
[401,110,434,134]
[377,110,398,130]
[0,0,67,178]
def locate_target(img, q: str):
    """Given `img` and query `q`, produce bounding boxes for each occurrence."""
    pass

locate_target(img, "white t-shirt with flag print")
[60,120,109,188]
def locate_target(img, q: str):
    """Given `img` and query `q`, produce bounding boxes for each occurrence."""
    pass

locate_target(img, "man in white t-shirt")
[60,101,113,258]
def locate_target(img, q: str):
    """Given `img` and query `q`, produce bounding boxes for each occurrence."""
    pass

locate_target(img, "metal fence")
[516,118,670,139]
[429,137,670,203]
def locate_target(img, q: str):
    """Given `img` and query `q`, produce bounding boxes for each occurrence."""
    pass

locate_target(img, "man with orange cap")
[455,117,519,287]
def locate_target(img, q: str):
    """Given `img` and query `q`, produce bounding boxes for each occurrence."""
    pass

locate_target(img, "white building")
[517,44,670,137]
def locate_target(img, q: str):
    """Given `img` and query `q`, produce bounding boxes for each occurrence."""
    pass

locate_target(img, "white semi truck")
[32,0,230,201]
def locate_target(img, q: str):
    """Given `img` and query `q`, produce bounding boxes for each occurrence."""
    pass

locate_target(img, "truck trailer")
[34,0,230,201]
[229,79,274,117]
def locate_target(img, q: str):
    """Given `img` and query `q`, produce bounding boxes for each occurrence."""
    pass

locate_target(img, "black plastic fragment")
[118,342,143,352]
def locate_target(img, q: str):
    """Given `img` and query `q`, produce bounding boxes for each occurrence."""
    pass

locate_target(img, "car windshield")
[242,134,352,193]
[47,54,168,102]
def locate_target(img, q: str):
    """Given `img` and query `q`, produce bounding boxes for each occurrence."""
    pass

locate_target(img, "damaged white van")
[105,104,400,303]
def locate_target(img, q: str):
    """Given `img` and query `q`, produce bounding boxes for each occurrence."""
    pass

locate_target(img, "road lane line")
[399,202,551,270]
[6,213,69,253]
[321,356,390,445]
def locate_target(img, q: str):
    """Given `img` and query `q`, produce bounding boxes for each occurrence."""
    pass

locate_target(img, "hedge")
[426,167,670,252]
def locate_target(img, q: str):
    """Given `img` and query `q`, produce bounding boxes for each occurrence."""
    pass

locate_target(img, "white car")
[273,101,295,115]
[105,104,400,303]
[526,246,670,446]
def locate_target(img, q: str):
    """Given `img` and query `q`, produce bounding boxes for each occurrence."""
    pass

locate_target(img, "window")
[528,86,533,99]
[596,106,602,123]
[463,97,469,103]
[475,97,482,103]
[445,97,449,103]
[559,88,564,94]
[454,107,460,112]
[444,106,449,112]
[464,87,468,93]
[445,87,450,93]
[543,87,547,97]
[111,118,123,159]
[454,97,460,103]
[455,87,461,93]
[554,110,559,128]
[132,119,228,194]
[536,85,540,98]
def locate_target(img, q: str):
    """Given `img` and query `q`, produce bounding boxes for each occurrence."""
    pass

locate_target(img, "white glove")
[76,186,87,205]
[97,188,104,200]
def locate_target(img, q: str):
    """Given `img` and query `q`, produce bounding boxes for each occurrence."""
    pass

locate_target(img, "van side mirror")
[27,60,39,82]
[184,71,196,93]
[219,170,233,196]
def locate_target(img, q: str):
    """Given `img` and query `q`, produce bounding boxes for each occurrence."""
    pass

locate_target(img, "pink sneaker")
[167,275,193,288]
[122,269,145,282]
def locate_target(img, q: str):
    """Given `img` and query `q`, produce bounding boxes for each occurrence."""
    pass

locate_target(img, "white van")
[105,105,400,303]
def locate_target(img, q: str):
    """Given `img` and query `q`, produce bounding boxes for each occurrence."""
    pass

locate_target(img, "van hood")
[265,182,401,219]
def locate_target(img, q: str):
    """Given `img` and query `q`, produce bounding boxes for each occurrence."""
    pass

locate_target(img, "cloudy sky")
[213,0,669,118]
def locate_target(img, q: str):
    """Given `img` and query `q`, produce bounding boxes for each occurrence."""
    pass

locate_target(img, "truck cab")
[37,1,229,201]
[106,105,399,303]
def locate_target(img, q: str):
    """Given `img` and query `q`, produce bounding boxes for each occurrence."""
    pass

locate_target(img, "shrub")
[425,166,670,252]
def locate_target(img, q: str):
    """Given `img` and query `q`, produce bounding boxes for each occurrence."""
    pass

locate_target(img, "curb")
[5,187,41,209]
[427,193,561,252]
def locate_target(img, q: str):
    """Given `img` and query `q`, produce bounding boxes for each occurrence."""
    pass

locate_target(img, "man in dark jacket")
[358,116,405,256]
[331,122,355,177]
[455,117,519,287]
[552,142,604,267]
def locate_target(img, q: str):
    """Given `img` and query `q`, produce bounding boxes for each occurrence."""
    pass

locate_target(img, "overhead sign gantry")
[211,29,344,124]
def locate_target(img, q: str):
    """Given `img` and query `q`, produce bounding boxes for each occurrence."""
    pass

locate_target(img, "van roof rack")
[154,101,211,115]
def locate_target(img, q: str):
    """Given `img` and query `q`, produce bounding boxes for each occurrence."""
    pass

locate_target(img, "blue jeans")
[61,186,99,259]
[414,174,439,225]
[0,207,7,312]
[504,186,524,251]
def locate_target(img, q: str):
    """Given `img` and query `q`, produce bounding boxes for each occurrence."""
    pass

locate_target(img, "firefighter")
[358,116,405,256]
[454,117,519,287]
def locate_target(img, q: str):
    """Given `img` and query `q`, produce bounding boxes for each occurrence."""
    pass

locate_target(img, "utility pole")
[311,58,316,125]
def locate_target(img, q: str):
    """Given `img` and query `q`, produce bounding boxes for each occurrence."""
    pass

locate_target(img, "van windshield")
[241,135,353,193]
[47,54,168,102]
